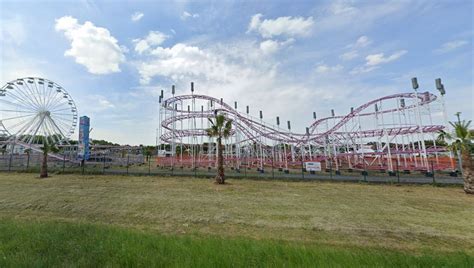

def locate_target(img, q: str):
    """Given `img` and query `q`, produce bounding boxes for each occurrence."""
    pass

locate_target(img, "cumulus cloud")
[55,16,126,74]
[131,12,144,22]
[259,40,280,54]
[248,13,314,38]
[259,38,294,54]
[365,50,407,66]
[434,40,468,54]
[136,43,247,84]
[181,11,199,20]
[133,31,169,54]
[136,44,207,84]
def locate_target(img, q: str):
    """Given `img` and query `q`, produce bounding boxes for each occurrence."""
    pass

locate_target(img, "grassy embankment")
[0,173,472,266]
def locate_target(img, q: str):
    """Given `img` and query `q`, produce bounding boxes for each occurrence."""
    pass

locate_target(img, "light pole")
[259,110,264,173]
[411,77,428,171]
[286,120,291,173]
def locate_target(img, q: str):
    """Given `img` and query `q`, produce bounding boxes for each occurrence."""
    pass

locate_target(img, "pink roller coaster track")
[157,90,453,173]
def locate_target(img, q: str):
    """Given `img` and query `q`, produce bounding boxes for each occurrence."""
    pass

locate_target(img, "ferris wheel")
[0,77,78,145]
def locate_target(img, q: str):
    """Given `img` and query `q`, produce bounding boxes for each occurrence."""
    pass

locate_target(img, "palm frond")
[437,130,452,143]
[206,125,219,137]
[216,114,225,127]
[208,118,215,126]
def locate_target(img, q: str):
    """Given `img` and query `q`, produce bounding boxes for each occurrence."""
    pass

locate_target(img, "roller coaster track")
[160,91,443,146]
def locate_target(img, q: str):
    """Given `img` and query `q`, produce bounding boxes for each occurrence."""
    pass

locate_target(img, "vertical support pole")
[8,153,12,172]
[431,160,435,185]
[301,155,305,180]
[411,78,428,170]
[127,154,130,175]
[329,159,333,179]
[244,152,247,178]
[63,154,66,173]
[396,158,400,184]
[271,154,274,179]
[363,159,367,182]
[26,152,30,171]
[103,153,106,174]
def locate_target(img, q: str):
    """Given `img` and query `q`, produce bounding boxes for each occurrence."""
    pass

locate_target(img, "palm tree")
[39,140,59,179]
[40,142,50,178]
[206,113,232,184]
[24,148,32,170]
[438,112,473,194]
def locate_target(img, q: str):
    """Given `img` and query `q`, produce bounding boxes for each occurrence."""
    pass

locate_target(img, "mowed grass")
[0,172,473,266]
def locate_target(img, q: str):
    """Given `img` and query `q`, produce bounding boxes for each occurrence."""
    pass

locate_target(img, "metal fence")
[0,153,464,185]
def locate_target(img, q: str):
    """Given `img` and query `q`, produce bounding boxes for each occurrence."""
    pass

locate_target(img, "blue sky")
[1,0,472,145]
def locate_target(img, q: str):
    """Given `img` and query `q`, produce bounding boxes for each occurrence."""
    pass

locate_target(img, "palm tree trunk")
[40,150,48,178]
[216,137,225,184]
[462,150,473,194]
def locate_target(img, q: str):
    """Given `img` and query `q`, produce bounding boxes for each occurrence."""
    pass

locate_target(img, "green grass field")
[0,173,473,266]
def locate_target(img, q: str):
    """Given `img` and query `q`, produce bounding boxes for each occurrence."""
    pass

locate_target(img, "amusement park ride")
[0,76,457,175]
[156,78,456,174]
[0,77,78,160]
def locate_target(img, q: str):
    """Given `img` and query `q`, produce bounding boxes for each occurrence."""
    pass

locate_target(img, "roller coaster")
[157,81,455,174]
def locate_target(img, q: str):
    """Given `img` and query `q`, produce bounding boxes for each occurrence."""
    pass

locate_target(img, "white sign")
[305,162,321,171]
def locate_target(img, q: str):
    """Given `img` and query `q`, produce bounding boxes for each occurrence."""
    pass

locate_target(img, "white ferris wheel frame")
[0,77,78,145]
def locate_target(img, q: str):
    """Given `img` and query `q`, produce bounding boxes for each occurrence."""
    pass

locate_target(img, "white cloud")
[350,49,407,74]
[248,14,314,38]
[259,40,280,54]
[340,50,358,60]
[434,40,468,54]
[137,43,242,84]
[316,1,410,35]
[349,65,379,75]
[354,35,371,48]
[340,35,371,61]
[133,31,169,54]
[248,14,263,32]
[365,50,407,66]
[315,64,343,73]
[259,38,294,55]
[330,1,358,15]
[55,16,126,74]
[131,12,144,22]
[78,95,116,114]
[181,11,199,20]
